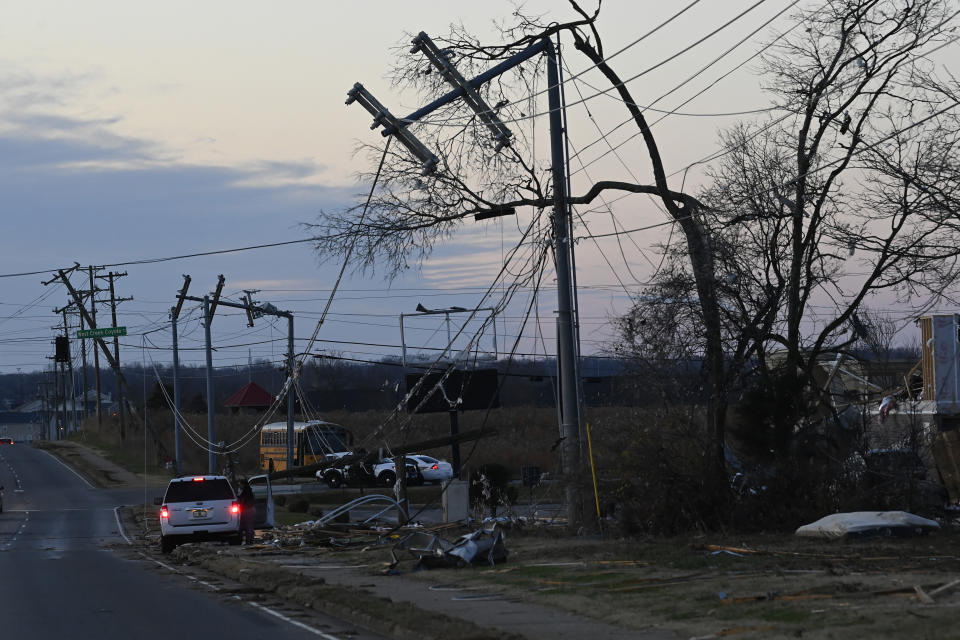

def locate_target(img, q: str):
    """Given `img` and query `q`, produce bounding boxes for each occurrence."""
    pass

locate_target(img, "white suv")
[157,475,241,553]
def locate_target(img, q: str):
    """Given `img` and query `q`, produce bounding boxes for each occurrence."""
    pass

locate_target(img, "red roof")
[224,382,275,407]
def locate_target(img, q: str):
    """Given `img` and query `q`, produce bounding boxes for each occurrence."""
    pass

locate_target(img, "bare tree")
[618,0,960,455]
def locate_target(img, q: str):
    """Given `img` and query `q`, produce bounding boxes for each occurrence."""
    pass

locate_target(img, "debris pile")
[391,524,508,569]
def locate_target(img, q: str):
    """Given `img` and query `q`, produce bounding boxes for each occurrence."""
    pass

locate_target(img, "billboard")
[405,368,500,413]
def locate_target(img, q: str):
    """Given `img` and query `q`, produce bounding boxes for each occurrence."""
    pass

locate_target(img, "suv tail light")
[230,502,240,515]
[160,505,169,519]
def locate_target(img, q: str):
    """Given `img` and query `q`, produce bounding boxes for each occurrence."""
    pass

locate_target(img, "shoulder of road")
[34,439,169,489]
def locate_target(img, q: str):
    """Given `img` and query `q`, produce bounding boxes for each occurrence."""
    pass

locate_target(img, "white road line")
[140,550,338,637]
[40,449,95,489]
[279,564,370,569]
[113,507,132,545]
[245,600,342,639]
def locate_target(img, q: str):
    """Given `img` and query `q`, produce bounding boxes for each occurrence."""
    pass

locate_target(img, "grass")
[67,428,174,479]
[273,511,319,526]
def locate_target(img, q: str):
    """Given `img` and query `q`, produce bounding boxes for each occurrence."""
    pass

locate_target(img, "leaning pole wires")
[177,288,296,473]
[346,34,584,532]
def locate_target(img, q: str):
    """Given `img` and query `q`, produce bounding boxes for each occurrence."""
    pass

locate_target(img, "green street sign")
[77,326,127,339]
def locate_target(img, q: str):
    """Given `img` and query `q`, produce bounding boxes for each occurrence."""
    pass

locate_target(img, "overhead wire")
[411,0,775,129]
[569,0,800,177]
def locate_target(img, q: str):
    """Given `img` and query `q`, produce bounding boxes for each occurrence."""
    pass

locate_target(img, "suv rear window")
[164,478,235,502]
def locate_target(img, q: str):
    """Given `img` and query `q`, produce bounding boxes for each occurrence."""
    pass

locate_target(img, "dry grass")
[75,405,658,481]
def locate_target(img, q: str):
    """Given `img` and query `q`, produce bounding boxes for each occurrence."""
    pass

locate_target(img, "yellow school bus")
[259,420,353,472]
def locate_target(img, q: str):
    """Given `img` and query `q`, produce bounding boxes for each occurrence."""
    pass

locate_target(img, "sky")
[1,0,943,383]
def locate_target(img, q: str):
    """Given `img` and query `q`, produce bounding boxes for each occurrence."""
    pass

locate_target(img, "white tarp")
[795,511,940,538]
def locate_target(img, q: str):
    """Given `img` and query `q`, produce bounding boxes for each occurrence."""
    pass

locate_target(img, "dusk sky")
[1,1,945,381]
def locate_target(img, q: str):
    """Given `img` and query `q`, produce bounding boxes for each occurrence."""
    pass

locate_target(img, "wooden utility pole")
[51,362,59,440]
[78,301,89,421]
[349,33,585,531]
[178,278,297,474]
[170,275,191,476]
[57,305,77,433]
[89,266,102,426]
[98,271,131,442]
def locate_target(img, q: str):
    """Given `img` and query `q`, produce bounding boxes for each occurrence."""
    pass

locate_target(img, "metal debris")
[392,524,508,569]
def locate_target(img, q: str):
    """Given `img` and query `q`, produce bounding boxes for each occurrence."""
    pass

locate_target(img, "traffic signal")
[55,336,70,362]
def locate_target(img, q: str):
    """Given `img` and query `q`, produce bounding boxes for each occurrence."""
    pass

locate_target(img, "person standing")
[237,479,256,545]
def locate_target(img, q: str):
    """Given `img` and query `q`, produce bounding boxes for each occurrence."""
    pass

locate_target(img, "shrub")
[469,463,518,516]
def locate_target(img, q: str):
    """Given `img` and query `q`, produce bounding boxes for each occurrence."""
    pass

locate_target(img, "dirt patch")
[125,509,960,640]
[35,439,170,489]
[72,436,960,640]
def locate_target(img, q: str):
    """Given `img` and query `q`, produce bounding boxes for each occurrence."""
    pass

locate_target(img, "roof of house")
[224,381,275,407]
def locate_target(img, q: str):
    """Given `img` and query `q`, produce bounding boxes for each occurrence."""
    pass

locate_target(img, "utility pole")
[194,275,227,474]
[89,266,102,426]
[180,281,295,472]
[78,301,89,420]
[352,33,584,531]
[98,271,132,442]
[37,382,50,440]
[60,358,68,438]
[52,323,71,438]
[171,275,191,475]
[56,305,77,433]
[203,295,216,473]
[51,363,59,440]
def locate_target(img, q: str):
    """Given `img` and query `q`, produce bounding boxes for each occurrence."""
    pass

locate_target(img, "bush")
[608,413,730,536]
[470,463,518,516]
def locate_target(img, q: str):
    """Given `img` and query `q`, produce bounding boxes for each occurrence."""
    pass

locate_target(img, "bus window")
[306,426,349,456]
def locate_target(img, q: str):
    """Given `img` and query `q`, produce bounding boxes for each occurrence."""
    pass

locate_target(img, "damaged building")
[848,314,960,505]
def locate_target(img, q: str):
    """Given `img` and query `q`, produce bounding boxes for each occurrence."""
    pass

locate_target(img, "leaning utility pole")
[348,32,584,531]
[179,281,296,472]
[170,275,191,475]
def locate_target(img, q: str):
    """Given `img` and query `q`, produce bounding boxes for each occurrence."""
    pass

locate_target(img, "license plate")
[190,508,210,519]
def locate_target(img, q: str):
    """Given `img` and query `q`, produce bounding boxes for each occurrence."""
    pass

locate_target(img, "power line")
[414,0,775,129]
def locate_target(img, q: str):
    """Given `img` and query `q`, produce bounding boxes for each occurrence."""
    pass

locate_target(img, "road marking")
[40,449,95,489]
[280,564,370,569]
[245,600,343,639]
[139,549,341,638]
[113,507,132,545]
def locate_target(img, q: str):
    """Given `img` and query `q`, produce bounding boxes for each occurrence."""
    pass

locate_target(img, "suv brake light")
[230,502,240,515]
[192,476,205,482]
[160,505,169,519]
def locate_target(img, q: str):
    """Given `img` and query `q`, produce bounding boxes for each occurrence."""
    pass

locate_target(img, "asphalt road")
[0,442,383,640]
